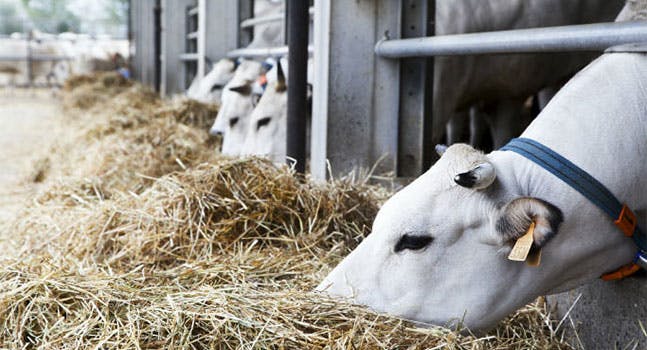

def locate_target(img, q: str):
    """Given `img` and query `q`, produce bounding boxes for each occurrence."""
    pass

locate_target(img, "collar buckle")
[615,204,637,237]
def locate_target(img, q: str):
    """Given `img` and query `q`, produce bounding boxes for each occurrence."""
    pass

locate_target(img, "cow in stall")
[438,0,625,150]
[186,58,237,104]
[317,0,646,333]
[186,0,283,104]
[209,59,266,156]
[240,57,313,163]
[240,59,288,162]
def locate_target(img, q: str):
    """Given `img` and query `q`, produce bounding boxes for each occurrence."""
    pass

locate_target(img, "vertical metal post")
[153,0,162,91]
[238,0,254,47]
[397,0,435,177]
[127,0,132,47]
[197,0,206,78]
[286,0,309,173]
[423,1,435,171]
[26,32,33,87]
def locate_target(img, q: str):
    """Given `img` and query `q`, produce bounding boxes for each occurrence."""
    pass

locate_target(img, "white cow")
[186,0,283,103]
[209,59,265,156]
[186,58,237,104]
[240,59,288,162]
[240,57,313,163]
[318,2,646,332]
[438,0,625,149]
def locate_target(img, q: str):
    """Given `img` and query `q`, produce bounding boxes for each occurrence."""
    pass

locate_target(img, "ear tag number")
[508,222,535,262]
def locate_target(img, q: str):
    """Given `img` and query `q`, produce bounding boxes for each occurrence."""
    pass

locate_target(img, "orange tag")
[614,204,636,237]
[508,222,535,262]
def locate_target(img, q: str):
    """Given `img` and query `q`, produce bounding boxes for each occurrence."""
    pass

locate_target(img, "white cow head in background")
[317,144,567,331]
[241,60,288,163]
[186,58,237,104]
[210,59,265,156]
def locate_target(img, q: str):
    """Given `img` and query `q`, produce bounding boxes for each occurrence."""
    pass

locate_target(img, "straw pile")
[40,72,220,194]
[0,74,574,349]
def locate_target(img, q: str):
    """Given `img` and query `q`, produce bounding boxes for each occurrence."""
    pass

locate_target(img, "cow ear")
[454,162,496,189]
[275,60,287,92]
[495,197,563,247]
[229,83,252,96]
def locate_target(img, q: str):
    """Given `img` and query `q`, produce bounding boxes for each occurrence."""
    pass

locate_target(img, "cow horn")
[275,59,287,92]
[454,162,496,189]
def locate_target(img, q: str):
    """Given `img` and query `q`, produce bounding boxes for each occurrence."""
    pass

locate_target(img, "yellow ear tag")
[508,222,535,262]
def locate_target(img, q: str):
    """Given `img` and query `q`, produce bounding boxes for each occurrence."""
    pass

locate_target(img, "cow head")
[187,58,236,104]
[241,60,288,162]
[209,60,264,155]
[317,144,566,331]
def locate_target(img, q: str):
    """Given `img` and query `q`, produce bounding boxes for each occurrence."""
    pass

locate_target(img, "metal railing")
[375,20,647,58]
[226,45,313,58]
[0,55,73,61]
[239,6,313,29]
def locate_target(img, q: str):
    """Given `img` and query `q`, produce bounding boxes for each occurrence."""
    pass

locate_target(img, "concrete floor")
[0,89,61,253]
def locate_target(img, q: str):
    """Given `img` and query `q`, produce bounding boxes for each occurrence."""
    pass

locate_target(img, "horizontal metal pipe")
[179,53,199,61]
[0,56,72,61]
[226,45,313,58]
[239,7,313,28]
[375,21,647,58]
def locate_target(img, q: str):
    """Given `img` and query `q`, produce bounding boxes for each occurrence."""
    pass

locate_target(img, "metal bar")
[153,0,162,91]
[0,56,73,61]
[187,6,198,16]
[397,0,435,177]
[197,0,206,79]
[310,0,330,180]
[179,53,199,61]
[238,0,254,47]
[186,31,198,40]
[286,0,309,173]
[240,7,313,29]
[26,34,32,87]
[375,21,647,58]
[226,45,313,58]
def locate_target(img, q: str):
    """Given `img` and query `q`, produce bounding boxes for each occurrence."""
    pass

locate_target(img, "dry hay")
[0,74,574,349]
[37,73,220,195]
[62,72,134,110]
[2,157,573,349]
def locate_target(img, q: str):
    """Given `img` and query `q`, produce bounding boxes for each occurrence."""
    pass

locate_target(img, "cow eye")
[256,117,271,130]
[210,84,224,92]
[394,234,433,253]
[229,117,239,128]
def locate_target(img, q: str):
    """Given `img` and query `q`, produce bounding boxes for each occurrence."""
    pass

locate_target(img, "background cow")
[186,58,237,104]
[209,59,265,156]
[437,0,625,149]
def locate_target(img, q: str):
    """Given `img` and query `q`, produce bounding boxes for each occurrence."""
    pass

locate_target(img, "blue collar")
[501,137,647,275]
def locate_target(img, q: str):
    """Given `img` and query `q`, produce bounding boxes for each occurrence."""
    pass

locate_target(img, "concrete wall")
[130,0,157,87]
[548,277,647,349]
[204,1,239,66]
[312,0,438,180]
